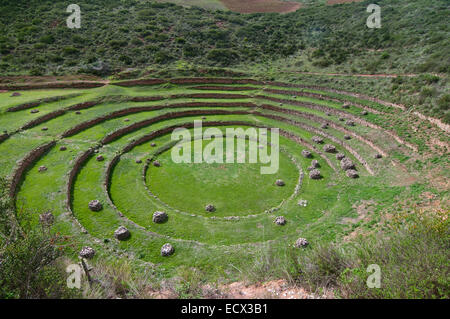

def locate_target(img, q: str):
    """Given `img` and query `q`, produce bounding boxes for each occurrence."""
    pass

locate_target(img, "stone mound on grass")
[153,160,161,167]
[340,158,355,171]
[275,179,285,186]
[274,216,286,226]
[336,153,345,160]
[301,150,312,158]
[309,169,321,179]
[346,169,359,179]
[323,144,336,153]
[161,243,175,257]
[114,226,130,241]
[311,160,320,168]
[294,238,309,248]
[311,136,323,144]
[79,246,95,259]
[88,200,102,212]
[152,211,168,223]
[96,155,104,162]
[205,204,216,212]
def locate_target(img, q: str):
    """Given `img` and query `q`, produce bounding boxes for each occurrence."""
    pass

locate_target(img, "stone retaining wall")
[9,141,56,198]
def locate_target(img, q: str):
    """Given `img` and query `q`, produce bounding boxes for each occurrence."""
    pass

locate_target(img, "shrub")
[0,177,78,299]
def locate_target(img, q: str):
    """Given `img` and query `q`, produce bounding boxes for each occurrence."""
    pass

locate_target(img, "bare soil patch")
[220,0,301,13]
[327,0,363,5]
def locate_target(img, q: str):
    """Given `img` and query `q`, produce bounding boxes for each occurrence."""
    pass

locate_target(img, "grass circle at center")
[146,136,299,217]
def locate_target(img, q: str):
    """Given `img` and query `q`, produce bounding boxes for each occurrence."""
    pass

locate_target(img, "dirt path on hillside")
[281,71,446,78]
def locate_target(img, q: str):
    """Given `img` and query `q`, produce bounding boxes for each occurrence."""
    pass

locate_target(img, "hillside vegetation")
[0,0,448,75]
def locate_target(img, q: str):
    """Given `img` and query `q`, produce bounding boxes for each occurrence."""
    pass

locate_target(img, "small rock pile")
[275,179,285,186]
[340,158,355,171]
[274,216,286,226]
[309,169,321,179]
[323,144,336,153]
[79,246,95,259]
[114,226,130,241]
[311,136,323,144]
[153,211,168,223]
[38,166,47,172]
[294,238,309,248]
[346,170,359,179]
[88,200,102,212]
[301,150,312,158]
[161,243,175,257]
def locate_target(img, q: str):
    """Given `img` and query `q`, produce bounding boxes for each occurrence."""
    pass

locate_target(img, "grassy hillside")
[0,0,448,75]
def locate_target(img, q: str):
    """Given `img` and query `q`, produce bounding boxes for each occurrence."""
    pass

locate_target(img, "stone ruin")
[88,200,102,212]
[114,226,131,241]
[294,238,309,248]
[309,169,321,179]
[161,243,175,257]
[323,144,336,153]
[336,153,345,160]
[311,160,320,168]
[79,246,95,259]
[275,179,285,186]
[274,216,286,226]
[301,150,312,158]
[311,136,323,144]
[346,169,359,179]
[340,158,355,171]
[152,211,168,223]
